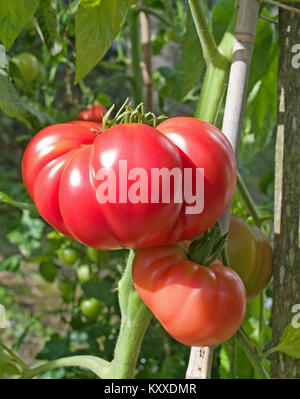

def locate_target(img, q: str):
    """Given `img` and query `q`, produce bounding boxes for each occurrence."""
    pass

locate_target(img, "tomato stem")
[193,9,237,123]
[188,0,229,69]
[230,334,236,379]
[0,341,28,373]
[237,172,263,228]
[21,355,110,379]
[237,328,270,379]
[105,249,152,379]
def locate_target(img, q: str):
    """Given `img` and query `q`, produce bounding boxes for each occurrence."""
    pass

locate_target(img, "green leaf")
[75,0,138,83]
[212,0,235,45]
[248,10,277,93]
[181,8,205,98]
[7,210,44,257]
[220,338,254,379]
[35,0,58,51]
[267,324,300,359]
[82,280,116,306]
[37,336,70,361]
[0,255,22,272]
[0,191,36,213]
[0,0,40,49]
[240,42,277,162]
[153,66,183,101]
[22,102,55,125]
[0,74,55,127]
[0,74,31,124]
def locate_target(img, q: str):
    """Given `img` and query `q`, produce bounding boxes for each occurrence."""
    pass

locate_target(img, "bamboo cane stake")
[140,10,153,112]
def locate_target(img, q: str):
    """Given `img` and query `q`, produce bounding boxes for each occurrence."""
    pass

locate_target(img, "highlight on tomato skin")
[227,215,273,300]
[132,245,246,347]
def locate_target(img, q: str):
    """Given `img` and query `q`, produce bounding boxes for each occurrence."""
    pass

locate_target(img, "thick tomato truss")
[227,215,273,299]
[22,117,236,250]
[77,104,107,123]
[132,245,246,347]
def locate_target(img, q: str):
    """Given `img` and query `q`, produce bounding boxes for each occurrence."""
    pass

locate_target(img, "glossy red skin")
[132,245,246,347]
[78,104,107,123]
[22,117,236,249]
[157,117,237,240]
[68,120,102,130]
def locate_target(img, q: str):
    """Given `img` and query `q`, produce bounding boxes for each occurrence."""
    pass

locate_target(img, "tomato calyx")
[101,98,167,131]
[188,224,228,266]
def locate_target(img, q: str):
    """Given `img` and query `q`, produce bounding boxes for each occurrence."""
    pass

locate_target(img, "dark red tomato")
[22,117,236,249]
[227,215,273,299]
[78,104,107,123]
[132,245,246,347]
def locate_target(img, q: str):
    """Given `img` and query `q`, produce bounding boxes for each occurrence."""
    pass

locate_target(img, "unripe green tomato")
[58,278,76,302]
[77,265,91,283]
[227,215,273,299]
[80,298,101,319]
[86,247,99,263]
[12,52,39,83]
[57,247,79,265]
[39,261,58,283]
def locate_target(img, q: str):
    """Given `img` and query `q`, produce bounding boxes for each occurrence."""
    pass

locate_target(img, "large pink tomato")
[22,117,236,249]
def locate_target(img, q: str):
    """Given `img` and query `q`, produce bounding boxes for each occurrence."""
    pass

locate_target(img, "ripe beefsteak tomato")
[78,104,107,123]
[132,245,246,346]
[22,117,236,249]
[227,215,273,299]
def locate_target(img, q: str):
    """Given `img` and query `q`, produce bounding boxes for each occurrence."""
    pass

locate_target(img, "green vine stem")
[237,328,270,379]
[237,172,263,227]
[188,0,229,68]
[259,291,266,355]
[21,356,110,379]
[105,250,152,379]
[136,6,172,28]
[128,7,144,106]
[21,250,151,380]
[0,341,28,373]
[193,8,237,123]
[230,334,236,379]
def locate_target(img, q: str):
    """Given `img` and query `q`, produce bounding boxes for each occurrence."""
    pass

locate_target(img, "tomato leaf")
[75,0,138,83]
[220,338,254,379]
[239,9,278,162]
[0,191,36,213]
[0,254,22,272]
[267,323,300,359]
[0,74,55,127]
[0,74,31,124]
[35,0,58,52]
[0,0,40,49]
[81,280,117,306]
[181,8,205,99]
[211,0,235,45]
[240,43,277,162]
